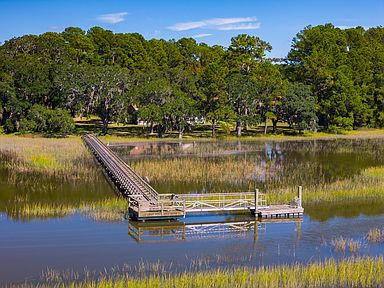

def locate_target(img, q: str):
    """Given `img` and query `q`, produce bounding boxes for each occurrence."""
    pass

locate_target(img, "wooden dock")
[83,134,304,221]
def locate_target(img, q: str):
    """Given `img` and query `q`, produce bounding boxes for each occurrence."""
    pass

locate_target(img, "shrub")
[47,108,75,135]
[18,104,75,135]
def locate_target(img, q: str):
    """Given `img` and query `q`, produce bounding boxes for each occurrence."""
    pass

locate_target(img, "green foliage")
[18,104,74,135]
[282,82,317,131]
[0,24,382,136]
[287,24,383,129]
[218,121,235,135]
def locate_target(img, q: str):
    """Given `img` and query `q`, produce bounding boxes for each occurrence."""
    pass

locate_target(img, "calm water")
[0,139,383,285]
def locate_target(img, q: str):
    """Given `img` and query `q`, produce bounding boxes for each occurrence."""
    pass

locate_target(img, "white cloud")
[191,33,213,39]
[168,17,260,31]
[205,17,257,26]
[48,25,63,31]
[169,21,206,31]
[217,23,261,31]
[97,12,129,24]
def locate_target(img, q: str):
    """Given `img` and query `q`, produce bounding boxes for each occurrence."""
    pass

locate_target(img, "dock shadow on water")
[0,138,384,285]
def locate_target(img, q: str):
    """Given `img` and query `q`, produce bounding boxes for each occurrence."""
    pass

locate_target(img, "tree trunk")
[102,116,109,135]
[157,124,164,138]
[211,120,216,138]
[236,104,242,136]
[150,121,154,134]
[236,120,242,136]
[235,103,242,136]
[272,119,278,133]
[243,108,248,131]
[264,116,268,135]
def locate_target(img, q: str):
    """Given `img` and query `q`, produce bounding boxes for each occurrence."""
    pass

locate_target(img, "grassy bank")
[99,128,384,144]
[16,256,384,288]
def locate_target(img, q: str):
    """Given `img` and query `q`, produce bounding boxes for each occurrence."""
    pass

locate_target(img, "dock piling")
[297,186,302,208]
[254,188,259,216]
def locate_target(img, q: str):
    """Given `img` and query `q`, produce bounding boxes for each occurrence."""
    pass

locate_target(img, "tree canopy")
[0,24,383,136]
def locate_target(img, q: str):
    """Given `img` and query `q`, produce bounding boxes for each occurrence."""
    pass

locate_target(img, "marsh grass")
[2,135,384,220]
[6,203,76,219]
[13,256,384,288]
[348,239,362,253]
[260,166,384,206]
[367,228,383,243]
[4,198,128,222]
[130,157,384,205]
[296,166,384,204]
[0,135,128,221]
[331,236,347,252]
[330,237,362,254]
[131,157,264,187]
[79,197,128,222]
[123,136,384,205]
[0,135,97,181]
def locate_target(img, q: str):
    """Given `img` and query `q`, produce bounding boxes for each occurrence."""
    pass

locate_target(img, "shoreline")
[3,128,384,144]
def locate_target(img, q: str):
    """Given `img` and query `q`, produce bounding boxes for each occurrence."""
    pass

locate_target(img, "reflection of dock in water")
[128,218,303,243]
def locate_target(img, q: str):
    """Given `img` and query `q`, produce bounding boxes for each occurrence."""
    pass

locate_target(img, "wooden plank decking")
[256,205,304,218]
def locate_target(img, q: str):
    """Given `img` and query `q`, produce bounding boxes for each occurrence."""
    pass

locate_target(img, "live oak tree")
[137,72,172,135]
[199,60,232,137]
[282,82,317,131]
[227,73,256,136]
[58,63,133,135]
[84,65,132,135]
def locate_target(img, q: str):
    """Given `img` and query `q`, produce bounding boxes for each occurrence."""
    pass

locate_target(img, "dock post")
[254,188,259,217]
[297,186,302,208]
[161,203,164,216]
[183,200,186,218]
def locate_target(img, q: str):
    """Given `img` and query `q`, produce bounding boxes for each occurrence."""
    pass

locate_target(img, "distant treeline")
[0,24,383,136]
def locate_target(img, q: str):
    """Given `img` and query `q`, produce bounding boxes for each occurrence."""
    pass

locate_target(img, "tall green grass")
[14,256,384,288]
[5,198,128,222]
[79,197,129,222]
[131,157,261,186]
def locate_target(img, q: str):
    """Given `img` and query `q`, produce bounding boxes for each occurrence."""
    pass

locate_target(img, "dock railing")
[157,192,267,214]
[128,187,303,220]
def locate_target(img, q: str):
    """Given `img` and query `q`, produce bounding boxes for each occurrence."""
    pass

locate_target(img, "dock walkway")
[83,134,304,221]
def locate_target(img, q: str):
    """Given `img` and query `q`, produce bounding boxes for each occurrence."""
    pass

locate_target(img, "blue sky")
[1,0,383,57]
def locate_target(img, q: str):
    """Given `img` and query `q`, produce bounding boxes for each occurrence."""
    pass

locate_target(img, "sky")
[0,0,383,58]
